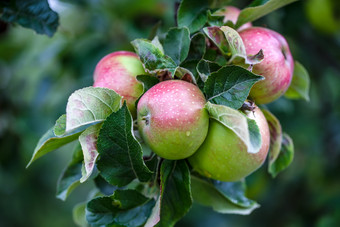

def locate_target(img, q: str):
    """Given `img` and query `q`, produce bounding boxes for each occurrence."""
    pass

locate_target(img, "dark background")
[0,0,340,226]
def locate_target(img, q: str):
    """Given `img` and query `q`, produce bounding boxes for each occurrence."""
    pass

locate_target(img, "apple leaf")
[96,104,153,187]
[86,190,155,226]
[205,102,262,154]
[145,196,161,227]
[197,59,221,82]
[136,75,159,93]
[163,27,191,65]
[175,67,197,84]
[203,26,264,65]
[0,0,59,37]
[183,32,206,63]
[177,0,209,33]
[191,175,259,215]
[268,133,294,178]
[209,0,233,8]
[79,123,102,183]
[56,143,83,201]
[26,117,81,168]
[54,114,67,136]
[155,160,192,227]
[285,61,310,101]
[235,0,298,28]
[94,175,118,196]
[65,87,122,134]
[204,66,263,109]
[131,38,178,76]
[73,202,88,227]
[262,109,282,167]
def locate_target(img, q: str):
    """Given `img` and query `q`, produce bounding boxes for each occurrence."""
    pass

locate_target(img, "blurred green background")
[1,0,340,226]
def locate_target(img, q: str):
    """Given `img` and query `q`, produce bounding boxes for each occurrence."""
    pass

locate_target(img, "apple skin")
[188,106,270,182]
[221,6,252,31]
[239,27,294,104]
[93,51,145,117]
[137,80,209,160]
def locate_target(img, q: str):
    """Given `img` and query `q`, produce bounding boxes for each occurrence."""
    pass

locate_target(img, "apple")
[137,80,209,160]
[93,51,145,117]
[188,104,270,182]
[220,6,252,31]
[239,27,294,104]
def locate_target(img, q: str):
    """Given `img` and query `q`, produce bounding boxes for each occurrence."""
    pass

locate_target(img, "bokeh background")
[1,0,340,226]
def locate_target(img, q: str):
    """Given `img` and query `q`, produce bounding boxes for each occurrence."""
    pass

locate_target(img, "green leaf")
[0,0,59,37]
[268,133,294,178]
[175,67,197,84]
[145,196,161,227]
[183,32,206,63]
[54,114,66,136]
[262,109,282,168]
[86,190,154,226]
[235,0,298,28]
[56,143,83,201]
[131,38,177,76]
[73,202,88,227]
[136,75,159,93]
[65,87,122,134]
[207,10,225,27]
[196,59,221,82]
[285,61,310,101]
[79,123,102,183]
[97,104,153,187]
[209,0,233,8]
[94,175,118,196]
[205,102,262,154]
[203,26,264,65]
[191,175,259,215]
[204,66,263,109]
[156,160,192,227]
[177,0,209,33]
[163,27,191,65]
[26,122,81,168]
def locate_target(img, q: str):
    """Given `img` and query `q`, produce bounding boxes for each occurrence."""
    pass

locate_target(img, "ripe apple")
[239,27,294,104]
[188,105,270,182]
[220,6,252,31]
[93,51,145,117]
[137,80,209,160]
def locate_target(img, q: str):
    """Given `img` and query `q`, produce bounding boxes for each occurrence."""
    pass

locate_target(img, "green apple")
[137,80,209,160]
[93,51,145,117]
[188,105,270,182]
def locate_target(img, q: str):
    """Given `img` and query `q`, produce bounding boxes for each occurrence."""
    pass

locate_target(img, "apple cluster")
[92,7,294,182]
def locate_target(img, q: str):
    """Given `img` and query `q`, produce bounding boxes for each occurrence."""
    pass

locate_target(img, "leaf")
[94,175,118,196]
[131,38,177,76]
[177,0,209,33]
[209,0,233,8]
[175,67,197,84]
[96,104,153,187]
[136,75,159,93]
[145,196,161,227]
[196,59,221,82]
[0,0,59,37]
[235,0,298,28]
[163,27,191,65]
[73,202,88,227]
[54,114,66,136]
[191,175,259,215]
[204,66,263,109]
[65,87,122,134]
[26,124,81,168]
[86,190,154,226]
[285,61,310,101]
[183,32,206,63]
[262,109,282,167]
[56,143,83,201]
[156,160,192,227]
[203,26,264,65]
[268,133,294,178]
[205,102,262,154]
[79,123,102,183]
